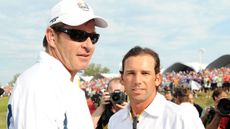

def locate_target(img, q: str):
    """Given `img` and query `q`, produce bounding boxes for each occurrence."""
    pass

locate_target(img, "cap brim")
[94,16,108,28]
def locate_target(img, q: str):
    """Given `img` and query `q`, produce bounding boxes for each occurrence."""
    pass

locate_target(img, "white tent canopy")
[190,80,202,90]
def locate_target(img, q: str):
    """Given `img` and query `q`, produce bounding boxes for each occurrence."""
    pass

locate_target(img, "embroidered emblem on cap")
[49,16,59,24]
[77,1,89,11]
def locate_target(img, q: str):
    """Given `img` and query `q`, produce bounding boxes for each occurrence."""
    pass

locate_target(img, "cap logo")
[77,1,89,11]
[50,16,59,24]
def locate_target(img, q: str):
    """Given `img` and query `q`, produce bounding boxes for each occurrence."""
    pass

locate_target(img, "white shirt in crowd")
[179,102,205,129]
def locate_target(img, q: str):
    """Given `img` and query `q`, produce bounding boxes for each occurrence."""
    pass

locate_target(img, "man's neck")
[131,93,156,115]
[131,103,146,116]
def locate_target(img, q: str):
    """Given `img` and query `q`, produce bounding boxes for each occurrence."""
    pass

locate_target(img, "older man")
[7,0,108,129]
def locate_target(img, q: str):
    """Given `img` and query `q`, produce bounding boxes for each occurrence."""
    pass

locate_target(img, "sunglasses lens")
[90,34,99,44]
[69,30,87,42]
[70,30,99,44]
[54,27,100,44]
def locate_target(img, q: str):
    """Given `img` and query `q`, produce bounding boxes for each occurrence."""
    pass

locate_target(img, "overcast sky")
[0,0,229,85]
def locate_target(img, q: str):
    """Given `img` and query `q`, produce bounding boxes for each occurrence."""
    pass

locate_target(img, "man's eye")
[127,72,134,75]
[126,72,134,75]
[142,72,149,75]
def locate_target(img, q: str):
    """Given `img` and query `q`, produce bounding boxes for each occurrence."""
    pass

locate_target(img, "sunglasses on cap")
[53,27,100,44]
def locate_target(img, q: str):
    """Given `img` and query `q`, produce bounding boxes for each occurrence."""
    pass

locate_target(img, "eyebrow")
[125,69,153,73]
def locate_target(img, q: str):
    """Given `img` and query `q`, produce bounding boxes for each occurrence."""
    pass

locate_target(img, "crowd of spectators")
[79,67,229,129]
[80,67,229,100]
[79,67,229,113]
[81,78,110,106]
[162,67,230,92]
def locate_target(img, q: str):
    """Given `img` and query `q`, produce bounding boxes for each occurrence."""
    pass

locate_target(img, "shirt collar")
[38,51,71,81]
[122,92,166,120]
[145,92,166,117]
[121,103,131,120]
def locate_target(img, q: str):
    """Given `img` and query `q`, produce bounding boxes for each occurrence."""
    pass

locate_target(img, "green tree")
[83,63,110,76]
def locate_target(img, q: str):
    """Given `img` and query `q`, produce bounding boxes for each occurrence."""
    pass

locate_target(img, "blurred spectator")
[0,86,12,96]
[164,87,176,103]
[188,90,203,117]
[174,87,205,129]
[92,77,127,129]
[201,88,229,129]
[85,91,97,114]
[203,74,211,93]
[0,87,4,96]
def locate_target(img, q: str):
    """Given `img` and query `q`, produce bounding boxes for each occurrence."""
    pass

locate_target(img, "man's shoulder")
[108,108,128,129]
[149,93,180,116]
[179,103,199,115]
[17,63,48,82]
[14,61,58,92]
[109,107,128,122]
[164,100,180,111]
[194,103,203,110]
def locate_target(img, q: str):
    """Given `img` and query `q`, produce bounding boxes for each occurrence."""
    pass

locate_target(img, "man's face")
[48,20,96,76]
[215,91,228,107]
[121,54,161,105]
[108,81,125,93]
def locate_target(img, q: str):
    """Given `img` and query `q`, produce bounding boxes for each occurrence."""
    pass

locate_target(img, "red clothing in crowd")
[219,117,230,129]
[87,98,96,114]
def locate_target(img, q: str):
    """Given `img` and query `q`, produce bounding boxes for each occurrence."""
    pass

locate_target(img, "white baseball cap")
[49,0,108,28]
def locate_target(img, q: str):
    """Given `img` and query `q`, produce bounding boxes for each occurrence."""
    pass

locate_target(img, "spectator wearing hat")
[7,0,108,129]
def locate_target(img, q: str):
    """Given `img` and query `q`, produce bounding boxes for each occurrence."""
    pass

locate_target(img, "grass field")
[0,91,229,129]
[0,96,8,129]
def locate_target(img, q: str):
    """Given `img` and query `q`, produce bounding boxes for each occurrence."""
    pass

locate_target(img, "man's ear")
[155,73,162,87]
[45,27,56,48]
[120,74,125,86]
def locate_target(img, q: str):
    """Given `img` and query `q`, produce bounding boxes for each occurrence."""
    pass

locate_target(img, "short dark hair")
[120,46,160,74]
[42,22,66,48]
[212,88,226,101]
[174,87,191,103]
[0,88,4,96]
[107,77,121,91]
